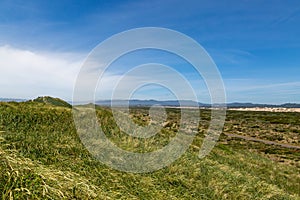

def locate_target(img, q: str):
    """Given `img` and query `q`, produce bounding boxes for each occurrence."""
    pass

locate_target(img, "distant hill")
[226,102,273,108]
[280,103,300,108]
[0,98,26,102]
[31,96,72,108]
[227,102,300,108]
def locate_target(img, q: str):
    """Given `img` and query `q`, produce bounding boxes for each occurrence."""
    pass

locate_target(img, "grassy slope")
[0,102,299,199]
[32,96,72,109]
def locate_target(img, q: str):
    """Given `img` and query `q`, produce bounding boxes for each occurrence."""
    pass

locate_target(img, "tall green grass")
[0,101,299,199]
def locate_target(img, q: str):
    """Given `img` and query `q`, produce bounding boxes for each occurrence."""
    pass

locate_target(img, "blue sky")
[0,0,299,104]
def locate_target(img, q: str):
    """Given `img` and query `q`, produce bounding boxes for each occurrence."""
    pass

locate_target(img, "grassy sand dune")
[0,101,299,199]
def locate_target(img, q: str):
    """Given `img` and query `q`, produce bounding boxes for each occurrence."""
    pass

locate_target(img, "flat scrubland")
[0,100,299,199]
[229,107,300,113]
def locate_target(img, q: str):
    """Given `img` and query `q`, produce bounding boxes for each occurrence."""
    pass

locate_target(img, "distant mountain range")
[1,97,300,108]
[0,98,26,102]
[95,99,300,108]
[95,99,202,107]
[226,102,300,108]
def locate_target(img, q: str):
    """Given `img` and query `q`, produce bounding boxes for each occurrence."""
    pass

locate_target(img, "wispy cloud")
[0,45,83,100]
[94,64,209,102]
[209,48,256,65]
[224,79,300,103]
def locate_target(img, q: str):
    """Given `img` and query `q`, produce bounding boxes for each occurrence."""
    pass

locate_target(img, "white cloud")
[0,45,84,100]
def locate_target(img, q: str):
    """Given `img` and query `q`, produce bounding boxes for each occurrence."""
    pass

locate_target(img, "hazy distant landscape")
[3,98,300,109]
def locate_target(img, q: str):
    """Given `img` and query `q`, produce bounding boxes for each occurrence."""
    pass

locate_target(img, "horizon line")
[1,96,299,106]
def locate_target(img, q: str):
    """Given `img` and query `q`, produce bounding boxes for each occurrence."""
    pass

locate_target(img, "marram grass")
[0,100,299,199]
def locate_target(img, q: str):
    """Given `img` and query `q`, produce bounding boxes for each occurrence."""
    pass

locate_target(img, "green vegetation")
[32,96,72,108]
[0,100,299,199]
